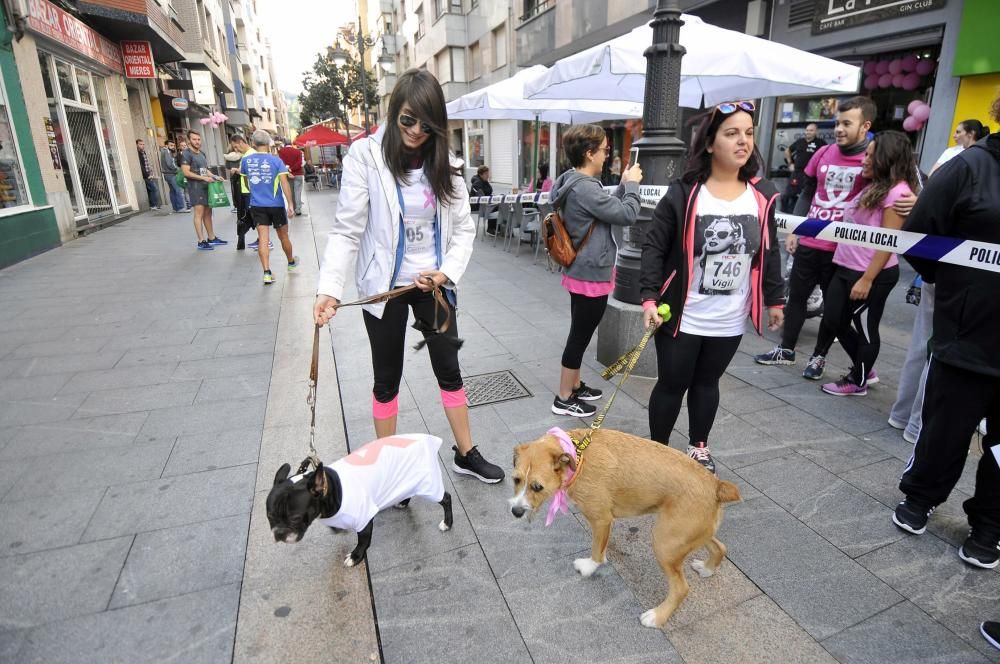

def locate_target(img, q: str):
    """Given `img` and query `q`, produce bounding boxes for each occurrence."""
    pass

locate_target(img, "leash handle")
[305,324,321,470]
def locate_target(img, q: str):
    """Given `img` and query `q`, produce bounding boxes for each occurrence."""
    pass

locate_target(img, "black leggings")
[561,292,608,370]
[648,331,742,446]
[782,245,837,355]
[823,265,899,386]
[363,289,462,403]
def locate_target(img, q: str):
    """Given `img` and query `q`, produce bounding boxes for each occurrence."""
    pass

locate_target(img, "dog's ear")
[512,444,526,468]
[555,452,577,473]
[273,463,291,486]
[307,467,329,497]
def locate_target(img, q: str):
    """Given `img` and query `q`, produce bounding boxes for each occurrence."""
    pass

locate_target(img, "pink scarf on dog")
[545,427,578,527]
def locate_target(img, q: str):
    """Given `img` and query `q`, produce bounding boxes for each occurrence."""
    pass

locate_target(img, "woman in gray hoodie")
[549,124,643,417]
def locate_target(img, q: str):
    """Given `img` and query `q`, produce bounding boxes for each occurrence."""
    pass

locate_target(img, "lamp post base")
[596,296,658,380]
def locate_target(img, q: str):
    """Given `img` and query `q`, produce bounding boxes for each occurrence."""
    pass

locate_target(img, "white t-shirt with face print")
[680,184,761,337]
[394,168,438,286]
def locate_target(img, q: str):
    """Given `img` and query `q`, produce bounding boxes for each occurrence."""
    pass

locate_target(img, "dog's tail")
[716,479,743,504]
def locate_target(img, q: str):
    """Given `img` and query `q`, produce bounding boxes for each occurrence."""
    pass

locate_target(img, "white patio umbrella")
[446,65,643,123]
[524,15,860,108]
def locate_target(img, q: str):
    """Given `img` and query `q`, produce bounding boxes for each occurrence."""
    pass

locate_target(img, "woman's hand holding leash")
[416,271,448,291]
[767,307,784,331]
[314,295,340,327]
[642,303,672,330]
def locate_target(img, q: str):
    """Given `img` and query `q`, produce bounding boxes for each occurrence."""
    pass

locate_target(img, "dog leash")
[570,323,657,456]
[297,280,455,475]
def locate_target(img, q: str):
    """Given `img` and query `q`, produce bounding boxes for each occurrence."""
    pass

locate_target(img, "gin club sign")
[812,0,946,35]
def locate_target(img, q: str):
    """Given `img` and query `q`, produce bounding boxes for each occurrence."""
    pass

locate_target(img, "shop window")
[38,53,78,213]
[0,80,32,210]
[75,69,93,106]
[55,60,76,101]
[466,119,485,168]
[93,76,129,208]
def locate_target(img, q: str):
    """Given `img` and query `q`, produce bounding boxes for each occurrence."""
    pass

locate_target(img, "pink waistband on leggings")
[372,394,399,419]
[440,387,467,409]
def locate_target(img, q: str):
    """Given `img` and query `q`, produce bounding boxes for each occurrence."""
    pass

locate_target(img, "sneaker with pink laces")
[687,442,717,475]
[822,377,868,396]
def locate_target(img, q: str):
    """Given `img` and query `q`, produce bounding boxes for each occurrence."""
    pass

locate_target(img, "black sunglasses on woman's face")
[399,113,433,135]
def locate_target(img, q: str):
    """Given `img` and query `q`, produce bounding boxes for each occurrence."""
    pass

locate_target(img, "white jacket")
[317,126,476,318]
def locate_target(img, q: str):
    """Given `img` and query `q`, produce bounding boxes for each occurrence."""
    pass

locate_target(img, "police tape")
[469,188,1000,274]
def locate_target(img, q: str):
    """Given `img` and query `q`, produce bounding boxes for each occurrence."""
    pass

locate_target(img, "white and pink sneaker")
[822,377,868,396]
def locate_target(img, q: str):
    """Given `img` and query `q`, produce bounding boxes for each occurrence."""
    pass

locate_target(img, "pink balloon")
[907,99,924,114]
[913,104,931,122]
[199,117,211,125]
[864,61,878,75]
[878,73,893,88]
[864,74,880,90]
[915,59,936,76]
[876,60,890,75]
[892,74,904,88]
[902,73,922,91]
[902,116,920,132]
[901,55,918,72]
[889,59,903,75]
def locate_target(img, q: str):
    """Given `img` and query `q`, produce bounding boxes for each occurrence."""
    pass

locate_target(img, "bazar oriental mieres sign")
[812,0,946,35]
[25,0,124,74]
[121,41,155,78]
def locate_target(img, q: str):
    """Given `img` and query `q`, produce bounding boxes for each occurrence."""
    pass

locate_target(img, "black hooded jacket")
[903,134,1000,377]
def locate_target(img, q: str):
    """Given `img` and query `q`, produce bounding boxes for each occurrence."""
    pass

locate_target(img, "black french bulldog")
[266,463,454,567]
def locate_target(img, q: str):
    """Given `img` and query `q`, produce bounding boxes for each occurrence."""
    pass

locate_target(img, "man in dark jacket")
[893,108,1000,570]
[137,138,161,210]
[470,165,494,233]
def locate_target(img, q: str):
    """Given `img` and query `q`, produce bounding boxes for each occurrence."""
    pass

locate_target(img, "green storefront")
[0,10,60,268]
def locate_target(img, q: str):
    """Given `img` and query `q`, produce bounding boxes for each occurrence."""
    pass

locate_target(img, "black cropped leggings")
[561,292,608,370]
[648,330,742,447]
[363,289,462,403]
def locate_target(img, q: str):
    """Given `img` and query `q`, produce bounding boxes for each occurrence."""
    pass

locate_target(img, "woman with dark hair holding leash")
[820,131,918,397]
[549,124,643,418]
[313,69,504,484]
[640,101,784,474]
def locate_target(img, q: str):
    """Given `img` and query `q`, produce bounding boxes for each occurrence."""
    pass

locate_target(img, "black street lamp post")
[596,0,687,377]
[330,18,395,133]
[612,0,687,304]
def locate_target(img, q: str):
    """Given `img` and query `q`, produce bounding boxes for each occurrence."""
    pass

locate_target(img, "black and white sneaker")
[959,530,1000,569]
[687,442,717,475]
[754,346,795,366]
[572,382,603,401]
[551,395,596,417]
[981,621,1000,651]
[802,354,826,380]
[452,445,504,484]
[892,498,934,535]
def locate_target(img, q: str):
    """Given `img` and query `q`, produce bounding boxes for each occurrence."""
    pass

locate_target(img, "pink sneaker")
[822,377,868,396]
[866,368,879,385]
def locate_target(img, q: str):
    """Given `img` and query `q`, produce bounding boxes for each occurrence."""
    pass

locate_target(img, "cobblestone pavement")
[0,188,995,663]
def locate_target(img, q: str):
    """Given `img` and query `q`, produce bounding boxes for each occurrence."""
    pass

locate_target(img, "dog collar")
[545,427,579,527]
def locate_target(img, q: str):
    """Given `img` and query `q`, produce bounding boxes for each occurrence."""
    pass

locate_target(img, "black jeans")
[823,265,899,385]
[782,245,837,354]
[561,292,608,370]
[900,359,1000,536]
[231,173,251,249]
[363,289,462,403]
[649,331,742,446]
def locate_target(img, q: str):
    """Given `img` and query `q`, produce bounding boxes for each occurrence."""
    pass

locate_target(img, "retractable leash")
[297,279,456,474]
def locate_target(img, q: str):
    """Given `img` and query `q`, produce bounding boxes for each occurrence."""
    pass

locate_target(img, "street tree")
[298,47,378,129]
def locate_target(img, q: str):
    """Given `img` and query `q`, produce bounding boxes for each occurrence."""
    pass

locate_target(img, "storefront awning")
[75,1,185,64]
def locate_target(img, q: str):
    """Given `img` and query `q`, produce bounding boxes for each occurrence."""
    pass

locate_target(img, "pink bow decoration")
[545,427,578,527]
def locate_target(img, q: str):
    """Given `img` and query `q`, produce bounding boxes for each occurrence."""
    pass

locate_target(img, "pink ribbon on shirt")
[545,427,578,527]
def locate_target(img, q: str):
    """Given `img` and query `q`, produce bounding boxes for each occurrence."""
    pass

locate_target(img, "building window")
[434,0,462,17]
[451,47,465,82]
[466,119,485,168]
[520,0,553,22]
[471,0,478,8]
[492,23,506,70]
[469,42,481,80]
[416,6,425,40]
[0,78,31,210]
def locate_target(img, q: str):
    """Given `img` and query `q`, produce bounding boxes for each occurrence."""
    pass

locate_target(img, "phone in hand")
[627,146,640,172]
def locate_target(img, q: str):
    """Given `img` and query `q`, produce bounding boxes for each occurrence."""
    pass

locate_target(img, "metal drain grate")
[464,370,532,407]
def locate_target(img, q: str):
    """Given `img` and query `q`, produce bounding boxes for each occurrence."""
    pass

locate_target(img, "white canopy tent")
[446,65,643,122]
[524,15,860,108]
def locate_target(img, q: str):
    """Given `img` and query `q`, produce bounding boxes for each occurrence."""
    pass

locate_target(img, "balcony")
[74,0,185,63]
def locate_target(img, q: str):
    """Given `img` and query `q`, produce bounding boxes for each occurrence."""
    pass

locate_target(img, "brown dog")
[509,428,742,628]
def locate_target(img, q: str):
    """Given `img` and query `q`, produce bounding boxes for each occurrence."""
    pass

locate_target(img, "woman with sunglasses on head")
[313,69,504,484]
[548,124,643,417]
[640,101,784,474]
[820,131,918,397]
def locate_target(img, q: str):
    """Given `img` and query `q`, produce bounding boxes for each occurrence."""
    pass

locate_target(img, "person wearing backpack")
[548,124,642,418]
[639,101,784,474]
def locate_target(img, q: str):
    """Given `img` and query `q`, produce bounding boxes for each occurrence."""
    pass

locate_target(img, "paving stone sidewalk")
[0,188,995,663]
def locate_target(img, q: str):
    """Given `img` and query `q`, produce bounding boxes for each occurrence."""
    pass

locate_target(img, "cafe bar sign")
[25,0,124,74]
[812,0,946,35]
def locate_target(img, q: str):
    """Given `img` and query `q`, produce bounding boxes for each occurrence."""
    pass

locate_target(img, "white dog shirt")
[319,433,445,532]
